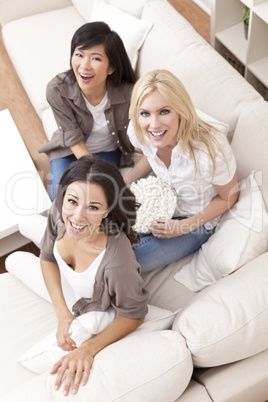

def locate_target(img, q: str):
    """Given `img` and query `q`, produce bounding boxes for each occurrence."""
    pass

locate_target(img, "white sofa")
[1,0,268,401]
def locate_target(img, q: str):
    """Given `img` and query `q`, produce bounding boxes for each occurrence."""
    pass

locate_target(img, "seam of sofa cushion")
[186,307,268,351]
[110,353,193,401]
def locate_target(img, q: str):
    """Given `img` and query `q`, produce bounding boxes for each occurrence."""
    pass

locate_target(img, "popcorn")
[131,176,177,233]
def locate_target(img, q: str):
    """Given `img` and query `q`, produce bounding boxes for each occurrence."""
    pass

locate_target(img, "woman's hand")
[51,315,143,395]
[124,155,152,186]
[56,312,76,351]
[51,342,93,396]
[150,173,240,239]
[70,141,92,159]
[150,218,179,238]
[150,218,194,238]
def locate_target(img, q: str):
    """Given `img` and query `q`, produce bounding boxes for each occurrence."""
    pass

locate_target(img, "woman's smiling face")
[138,91,180,149]
[62,181,109,240]
[71,44,114,97]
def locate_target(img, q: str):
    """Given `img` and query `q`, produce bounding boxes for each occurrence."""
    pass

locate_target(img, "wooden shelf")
[248,56,268,87]
[215,22,248,64]
[211,0,268,100]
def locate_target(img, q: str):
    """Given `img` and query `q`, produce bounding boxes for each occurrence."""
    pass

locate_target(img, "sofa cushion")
[174,173,268,291]
[231,99,268,209]
[173,252,268,367]
[89,0,152,68]
[177,379,212,402]
[137,0,262,140]
[142,255,195,312]
[194,349,268,402]
[2,6,85,116]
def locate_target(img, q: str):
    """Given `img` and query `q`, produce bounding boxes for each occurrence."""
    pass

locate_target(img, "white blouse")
[127,121,237,229]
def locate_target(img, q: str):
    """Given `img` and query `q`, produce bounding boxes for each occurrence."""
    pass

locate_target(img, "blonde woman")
[125,69,239,272]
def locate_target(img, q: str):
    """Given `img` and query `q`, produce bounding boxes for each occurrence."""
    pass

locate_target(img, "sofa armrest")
[0,0,72,25]
[173,252,268,367]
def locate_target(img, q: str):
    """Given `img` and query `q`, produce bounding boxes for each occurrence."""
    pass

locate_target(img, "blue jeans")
[49,148,121,201]
[132,217,215,272]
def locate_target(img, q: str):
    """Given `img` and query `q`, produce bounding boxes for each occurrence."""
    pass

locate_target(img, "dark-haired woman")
[8,156,148,395]
[39,22,136,200]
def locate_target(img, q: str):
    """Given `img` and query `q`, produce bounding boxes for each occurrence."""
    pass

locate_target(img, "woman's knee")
[5,251,51,302]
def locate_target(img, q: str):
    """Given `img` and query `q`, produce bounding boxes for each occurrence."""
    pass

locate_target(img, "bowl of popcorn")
[131,175,177,233]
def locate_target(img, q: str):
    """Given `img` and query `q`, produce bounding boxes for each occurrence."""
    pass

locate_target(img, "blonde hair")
[129,69,225,176]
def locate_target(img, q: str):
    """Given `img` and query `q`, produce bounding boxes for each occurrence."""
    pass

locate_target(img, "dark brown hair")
[68,21,136,86]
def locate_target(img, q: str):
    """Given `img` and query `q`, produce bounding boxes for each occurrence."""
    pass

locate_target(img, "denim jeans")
[49,148,121,201]
[132,217,215,272]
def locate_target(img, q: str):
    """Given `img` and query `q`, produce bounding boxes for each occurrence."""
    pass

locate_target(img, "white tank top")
[83,92,117,153]
[53,242,105,310]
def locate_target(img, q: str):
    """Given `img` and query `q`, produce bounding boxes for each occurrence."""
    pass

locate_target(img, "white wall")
[193,0,213,15]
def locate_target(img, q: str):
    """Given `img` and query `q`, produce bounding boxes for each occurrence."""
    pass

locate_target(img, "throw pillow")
[71,0,149,20]
[18,305,178,374]
[17,308,117,374]
[106,0,149,18]
[196,107,229,137]
[71,0,95,21]
[90,0,153,68]
[174,172,268,291]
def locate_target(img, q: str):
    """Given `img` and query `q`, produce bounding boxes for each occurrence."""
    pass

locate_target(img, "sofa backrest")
[2,6,85,116]
[0,0,72,25]
[231,99,268,209]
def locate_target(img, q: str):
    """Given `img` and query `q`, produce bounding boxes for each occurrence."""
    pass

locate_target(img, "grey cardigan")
[40,203,149,320]
[38,73,135,166]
